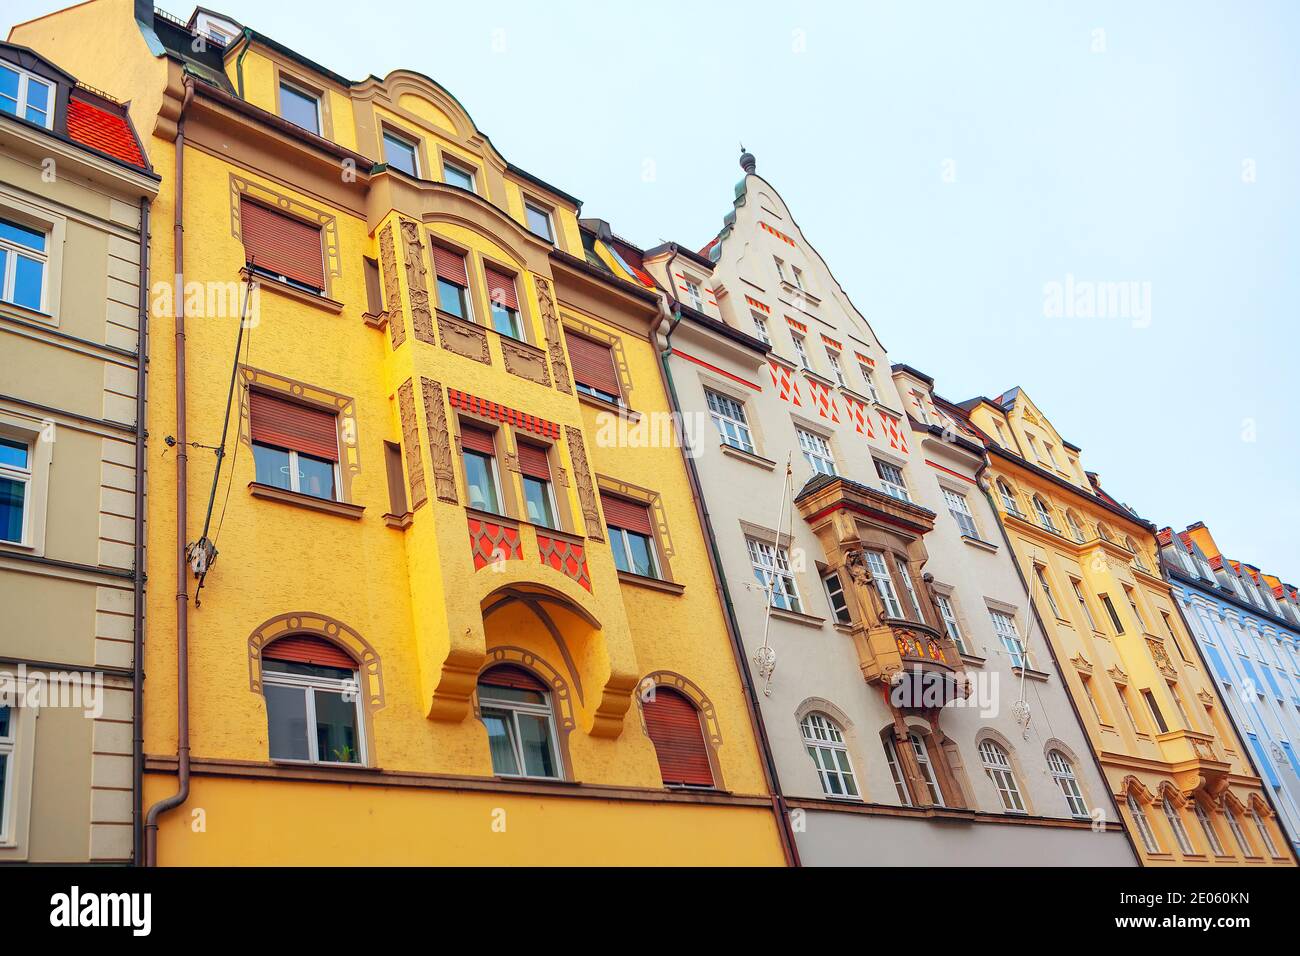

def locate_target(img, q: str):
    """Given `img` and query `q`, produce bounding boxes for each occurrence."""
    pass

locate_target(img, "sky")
[9,0,1299,577]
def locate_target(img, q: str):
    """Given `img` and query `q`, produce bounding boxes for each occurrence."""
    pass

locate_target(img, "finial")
[739,144,756,174]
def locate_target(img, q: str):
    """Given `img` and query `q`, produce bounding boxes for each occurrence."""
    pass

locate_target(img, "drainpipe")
[234,28,253,99]
[132,195,151,865]
[972,459,1140,864]
[651,246,801,867]
[144,77,194,867]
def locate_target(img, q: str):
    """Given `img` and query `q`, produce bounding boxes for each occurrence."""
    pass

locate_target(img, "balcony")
[1156,728,1232,795]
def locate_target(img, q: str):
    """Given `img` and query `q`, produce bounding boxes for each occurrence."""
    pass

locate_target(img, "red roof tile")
[66,96,146,169]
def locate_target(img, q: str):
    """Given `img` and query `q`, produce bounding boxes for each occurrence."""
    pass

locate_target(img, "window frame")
[910,732,945,807]
[1162,796,1195,855]
[822,570,852,625]
[858,363,880,403]
[990,609,1027,668]
[0,59,54,130]
[704,388,754,454]
[1127,793,1162,853]
[935,592,967,654]
[801,713,859,799]
[1099,592,1125,634]
[262,657,366,766]
[751,313,771,345]
[865,550,903,619]
[1032,495,1058,533]
[523,199,554,242]
[1251,807,1280,857]
[825,348,846,386]
[797,427,836,476]
[882,735,913,806]
[381,128,421,177]
[1034,564,1062,619]
[277,77,323,136]
[1070,577,1098,631]
[896,556,925,622]
[978,739,1026,814]
[941,487,979,539]
[1193,802,1226,856]
[873,458,910,502]
[747,536,801,613]
[0,217,49,313]
[609,524,661,580]
[1047,750,1089,819]
[0,705,13,842]
[791,332,811,370]
[252,441,341,503]
[441,156,478,193]
[477,674,563,781]
[0,435,32,546]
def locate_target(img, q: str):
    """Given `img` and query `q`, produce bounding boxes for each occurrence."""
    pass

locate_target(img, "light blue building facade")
[1159,523,1300,859]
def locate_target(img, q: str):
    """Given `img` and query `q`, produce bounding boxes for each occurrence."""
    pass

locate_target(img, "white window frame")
[262,662,366,766]
[1194,802,1226,856]
[935,593,966,654]
[858,364,880,403]
[801,713,859,799]
[1071,577,1098,631]
[0,706,13,844]
[1047,750,1089,818]
[791,265,806,290]
[1225,806,1252,856]
[791,332,811,369]
[910,732,945,806]
[747,536,801,613]
[609,524,661,580]
[865,550,903,618]
[705,388,754,454]
[941,488,978,538]
[797,427,835,476]
[990,609,1026,668]
[521,472,560,530]
[278,78,322,135]
[523,200,554,242]
[896,557,924,622]
[979,739,1026,813]
[0,435,31,546]
[478,681,563,780]
[822,571,851,625]
[441,157,478,193]
[684,278,704,312]
[1162,797,1195,855]
[997,480,1023,517]
[0,59,54,130]
[1032,495,1058,533]
[461,444,504,516]
[0,216,49,313]
[825,348,845,386]
[253,442,342,503]
[751,313,771,345]
[381,129,421,177]
[1128,793,1162,853]
[773,256,786,281]
[1035,564,1061,619]
[882,735,912,806]
[1251,808,1280,857]
[874,458,910,502]
[1066,510,1086,543]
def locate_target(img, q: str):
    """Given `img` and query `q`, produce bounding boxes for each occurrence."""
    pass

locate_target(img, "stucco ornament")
[753,644,777,696]
[1011,698,1032,739]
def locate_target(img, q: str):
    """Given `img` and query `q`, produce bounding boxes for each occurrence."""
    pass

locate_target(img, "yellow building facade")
[964,387,1293,867]
[13,0,788,865]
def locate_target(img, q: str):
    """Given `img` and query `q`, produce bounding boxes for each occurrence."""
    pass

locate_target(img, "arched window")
[1097,522,1114,542]
[1193,802,1225,856]
[996,479,1021,516]
[910,731,944,806]
[1066,510,1086,543]
[1162,795,1195,854]
[262,635,363,765]
[642,686,714,788]
[800,713,858,798]
[1251,807,1280,857]
[477,665,561,779]
[1046,750,1088,818]
[1225,805,1253,856]
[1032,495,1057,533]
[1127,792,1162,853]
[979,740,1025,813]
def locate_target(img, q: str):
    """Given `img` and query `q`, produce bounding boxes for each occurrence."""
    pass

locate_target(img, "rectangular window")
[263,659,363,764]
[0,60,53,129]
[442,158,476,192]
[431,244,472,322]
[858,364,880,402]
[1141,689,1169,734]
[0,705,10,837]
[0,217,48,312]
[883,736,912,806]
[1071,578,1098,631]
[865,550,903,619]
[911,390,930,424]
[798,428,836,476]
[684,279,704,311]
[383,440,408,517]
[460,424,502,514]
[363,256,383,314]
[751,313,771,345]
[568,333,621,405]
[249,391,340,501]
[1118,685,1142,733]
[604,494,660,579]
[1043,442,1059,468]
[1081,675,1106,725]
[524,201,554,241]
[773,257,786,281]
[1035,565,1061,618]
[382,130,419,176]
[0,436,30,544]
[791,265,806,290]
[791,333,811,369]
[990,609,1026,668]
[518,441,557,529]
[278,80,321,135]
[484,266,523,339]
[1026,433,1042,461]
[823,571,851,625]
[896,558,925,622]
[1100,593,1125,634]
[1124,586,1146,632]
[826,349,846,386]
[239,199,325,293]
[942,488,978,538]
[747,537,800,613]
[874,459,909,501]
[705,389,754,454]
[936,593,966,653]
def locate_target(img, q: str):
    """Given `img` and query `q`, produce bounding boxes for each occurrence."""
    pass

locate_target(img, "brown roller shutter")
[600,493,652,536]
[643,687,714,787]
[567,333,619,398]
[517,441,550,481]
[459,423,496,456]
[249,390,339,461]
[239,198,325,290]
[364,256,382,313]
[479,665,546,692]
[484,266,519,310]
[384,440,408,515]
[263,635,355,670]
[431,244,468,286]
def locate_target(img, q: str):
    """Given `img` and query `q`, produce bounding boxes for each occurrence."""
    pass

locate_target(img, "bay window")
[432,244,472,321]
[485,266,522,339]
[864,550,903,618]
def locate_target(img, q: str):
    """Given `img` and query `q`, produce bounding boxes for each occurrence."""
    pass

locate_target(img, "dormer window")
[442,158,476,193]
[684,279,704,311]
[382,130,419,177]
[278,79,321,136]
[0,60,53,130]
[524,201,553,241]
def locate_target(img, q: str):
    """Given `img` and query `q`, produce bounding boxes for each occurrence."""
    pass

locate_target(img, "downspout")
[972,458,1140,864]
[132,195,151,865]
[652,246,801,867]
[234,28,253,99]
[144,77,194,867]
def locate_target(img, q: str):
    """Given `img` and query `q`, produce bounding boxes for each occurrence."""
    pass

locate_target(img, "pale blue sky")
[10,1,1298,578]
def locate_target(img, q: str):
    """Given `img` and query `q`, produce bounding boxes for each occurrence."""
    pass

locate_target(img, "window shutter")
[384,440,408,515]
[517,441,551,481]
[566,333,620,398]
[600,493,653,536]
[363,256,382,313]
[249,390,339,461]
[479,665,546,692]
[484,266,519,310]
[239,198,325,290]
[263,635,354,669]
[431,244,468,286]
[643,687,714,787]
[459,423,496,456]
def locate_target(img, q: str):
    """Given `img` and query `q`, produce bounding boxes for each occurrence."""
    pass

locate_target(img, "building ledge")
[720,443,777,470]
[961,534,999,553]
[617,571,685,595]
[244,269,344,314]
[770,607,826,629]
[383,511,413,529]
[249,482,364,519]
[577,390,641,423]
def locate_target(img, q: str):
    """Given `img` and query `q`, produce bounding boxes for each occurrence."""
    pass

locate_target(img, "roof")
[66,95,147,168]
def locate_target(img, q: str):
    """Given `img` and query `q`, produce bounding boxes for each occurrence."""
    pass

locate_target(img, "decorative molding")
[397,379,427,509]
[420,377,457,503]
[501,336,552,386]
[534,276,571,393]
[401,218,436,345]
[438,312,491,364]
[230,174,340,292]
[561,313,633,401]
[565,425,601,541]
[447,389,560,439]
[247,611,384,711]
[1107,664,1129,685]
[468,514,522,569]
[380,222,405,348]
[537,532,591,591]
[638,671,724,748]
[1070,653,1093,675]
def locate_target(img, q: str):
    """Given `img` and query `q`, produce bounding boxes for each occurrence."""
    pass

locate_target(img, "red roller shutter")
[239,198,325,290]
[249,390,339,461]
[517,441,550,481]
[643,687,714,787]
[460,424,496,455]
[566,334,619,399]
[480,665,546,692]
[431,244,468,287]
[263,635,355,669]
[484,266,519,310]
[600,493,652,536]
